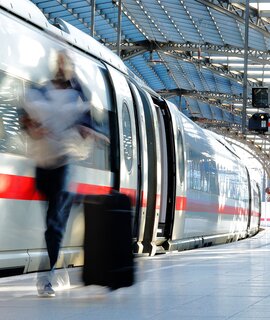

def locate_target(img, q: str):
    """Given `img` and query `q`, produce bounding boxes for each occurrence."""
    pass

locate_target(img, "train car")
[0,0,261,276]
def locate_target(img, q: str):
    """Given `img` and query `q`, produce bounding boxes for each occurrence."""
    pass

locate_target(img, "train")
[0,0,261,276]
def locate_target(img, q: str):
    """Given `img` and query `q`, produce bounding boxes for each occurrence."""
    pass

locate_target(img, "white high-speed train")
[0,0,261,276]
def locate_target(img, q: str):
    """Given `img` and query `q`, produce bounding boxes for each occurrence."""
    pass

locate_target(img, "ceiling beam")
[116,41,270,65]
[156,88,243,101]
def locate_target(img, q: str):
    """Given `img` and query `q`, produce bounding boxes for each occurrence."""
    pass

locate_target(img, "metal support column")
[91,0,96,37]
[117,0,122,56]
[242,0,250,134]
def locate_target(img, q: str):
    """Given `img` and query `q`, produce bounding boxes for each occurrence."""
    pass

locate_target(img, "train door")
[137,93,178,254]
[127,87,177,255]
[105,65,139,230]
[154,100,177,242]
[136,90,161,255]
[165,101,186,248]
[246,168,252,233]
[155,106,168,238]
[128,82,148,253]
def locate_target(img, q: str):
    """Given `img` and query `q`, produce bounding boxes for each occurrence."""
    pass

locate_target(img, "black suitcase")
[82,192,134,290]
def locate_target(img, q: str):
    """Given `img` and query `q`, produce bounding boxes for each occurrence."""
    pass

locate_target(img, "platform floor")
[1,229,270,320]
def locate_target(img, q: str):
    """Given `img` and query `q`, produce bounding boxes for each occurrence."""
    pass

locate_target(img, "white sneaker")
[36,277,55,297]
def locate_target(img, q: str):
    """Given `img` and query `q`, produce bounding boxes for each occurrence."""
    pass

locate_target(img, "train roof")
[0,0,48,28]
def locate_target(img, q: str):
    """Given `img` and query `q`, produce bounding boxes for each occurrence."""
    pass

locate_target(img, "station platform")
[1,228,270,320]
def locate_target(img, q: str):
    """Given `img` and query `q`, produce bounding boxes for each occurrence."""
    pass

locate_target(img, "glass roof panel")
[209,9,244,47]
[185,97,203,118]
[198,101,214,120]
[211,105,224,121]
[238,24,267,50]
[184,0,224,45]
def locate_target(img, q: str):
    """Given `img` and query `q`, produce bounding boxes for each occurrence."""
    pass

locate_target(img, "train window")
[122,102,133,172]
[0,117,4,139]
[177,128,185,185]
[72,59,113,171]
[21,58,112,172]
[0,73,26,155]
[187,153,220,194]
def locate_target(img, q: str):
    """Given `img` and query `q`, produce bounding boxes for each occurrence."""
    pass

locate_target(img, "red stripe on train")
[186,201,260,217]
[0,173,44,200]
[0,174,138,204]
[186,201,249,215]
[176,196,187,211]
[0,174,260,217]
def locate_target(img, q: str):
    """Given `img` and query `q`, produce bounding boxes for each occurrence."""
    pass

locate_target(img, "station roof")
[24,1,270,170]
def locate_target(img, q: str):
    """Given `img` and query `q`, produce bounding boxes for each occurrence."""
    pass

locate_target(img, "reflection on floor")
[1,228,270,319]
